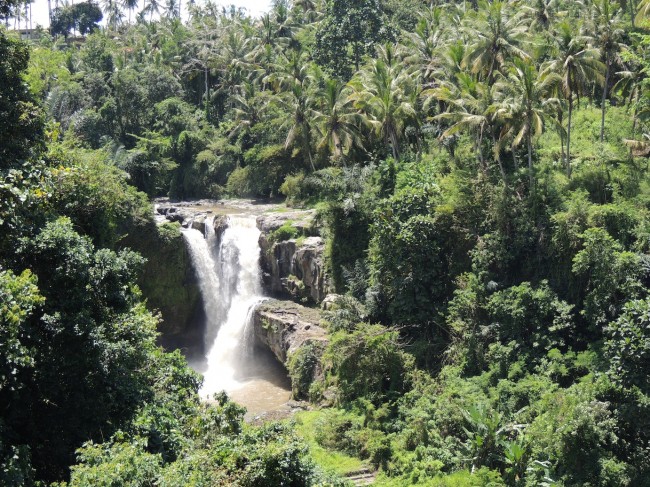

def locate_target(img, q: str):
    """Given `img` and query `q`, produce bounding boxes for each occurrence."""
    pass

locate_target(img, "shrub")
[226,166,252,197]
[280,173,306,206]
[324,323,414,405]
[287,342,324,400]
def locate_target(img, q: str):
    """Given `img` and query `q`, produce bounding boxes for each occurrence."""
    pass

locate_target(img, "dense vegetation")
[3,0,650,485]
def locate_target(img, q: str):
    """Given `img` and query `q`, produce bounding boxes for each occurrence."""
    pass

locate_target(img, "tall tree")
[312,75,361,163]
[313,0,392,79]
[463,0,530,83]
[499,58,561,188]
[122,0,138,22]
[432,73,502,175]
[349,54,418,161]
[0,29,43,168]
[542,21,604,177]
[589,0,625,142]
[276,80,317,171]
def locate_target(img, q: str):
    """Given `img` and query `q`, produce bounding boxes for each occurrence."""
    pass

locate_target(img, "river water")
[182,211,291,415]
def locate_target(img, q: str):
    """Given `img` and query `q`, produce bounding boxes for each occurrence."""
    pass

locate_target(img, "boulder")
[213,214,229,241]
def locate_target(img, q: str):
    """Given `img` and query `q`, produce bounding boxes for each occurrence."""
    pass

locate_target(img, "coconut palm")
[348,53,418,161]
[405,7,448,87]
[144,0,162,21]
[498,58,561,188]
[122,0,139,23]
[541,21,604,177]
[614,65,645,138]
[164,0,180,19]
[312,74,362,164]
[587,0,625,142]
[275,80,317,171]
[229,82,264,144]
[102,0,123,30]
[463,0,530,83]
[433,73,502,175]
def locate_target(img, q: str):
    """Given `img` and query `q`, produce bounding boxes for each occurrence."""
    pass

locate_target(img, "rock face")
[257,211,331,304]
[132,221,203,349]
[253,299,327,364]
[256,210,317,234]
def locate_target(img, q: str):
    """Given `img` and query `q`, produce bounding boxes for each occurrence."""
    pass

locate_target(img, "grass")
[292,410,368,476]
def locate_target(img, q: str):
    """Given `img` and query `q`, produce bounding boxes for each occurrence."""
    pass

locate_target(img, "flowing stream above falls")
[182,213,291,414]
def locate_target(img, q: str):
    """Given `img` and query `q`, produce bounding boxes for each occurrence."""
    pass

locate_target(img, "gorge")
[160,201,329,414]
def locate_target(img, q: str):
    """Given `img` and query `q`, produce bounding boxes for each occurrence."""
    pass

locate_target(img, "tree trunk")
[556,109,565,163]
[600,58,610,143]
[567,94,573,178]
[478,125,485,172]
[354,41,360,73]
[204,67,210,122]
[389,128,400,161]
[492,133,507,182]
[527,130,534,191]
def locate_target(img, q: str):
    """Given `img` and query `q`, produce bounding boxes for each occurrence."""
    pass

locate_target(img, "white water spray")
[182,215,264,398]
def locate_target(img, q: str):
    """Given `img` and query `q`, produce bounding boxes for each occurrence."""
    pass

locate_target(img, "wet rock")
[190,215,207,234]
[213,214,229,241]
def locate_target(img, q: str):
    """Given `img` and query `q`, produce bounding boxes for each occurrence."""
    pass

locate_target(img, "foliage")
[6,0,650,484]
[50,1,103,38]
[0,32,43,168]
[605,298,650,393]
[287,341,324,400]
[324,323,413,405]
[314,0,393,79]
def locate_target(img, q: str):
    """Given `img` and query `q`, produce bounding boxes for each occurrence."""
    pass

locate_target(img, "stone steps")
[345,468,376,486]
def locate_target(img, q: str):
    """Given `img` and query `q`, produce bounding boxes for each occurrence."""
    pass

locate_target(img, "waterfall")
[182,215,264,399]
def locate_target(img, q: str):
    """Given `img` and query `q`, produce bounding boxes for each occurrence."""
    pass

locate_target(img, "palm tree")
[163,0,179,18]
[102,0,123,30]
[541,21,604,177]
[312,74,362,164]
[433,73,502,175]
[498,58,561,188]
[528,0,558,31]
[405,7,447,87]
[276,80,317,171]
[122,0,138,23]
[614,64,644,139]
[144,0,161,21]
[348,53,418,161]
[292,0,319,23]
[463,0,530,83]
[229,82,263,144]
[588,0,625,142]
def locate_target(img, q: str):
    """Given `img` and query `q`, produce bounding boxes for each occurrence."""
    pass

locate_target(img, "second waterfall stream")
[182,213,289,408]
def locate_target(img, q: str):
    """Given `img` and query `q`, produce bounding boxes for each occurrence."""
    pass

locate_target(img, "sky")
[21,0,273,29]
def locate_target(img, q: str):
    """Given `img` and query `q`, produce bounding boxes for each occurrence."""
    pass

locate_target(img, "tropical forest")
[2,0,650,485]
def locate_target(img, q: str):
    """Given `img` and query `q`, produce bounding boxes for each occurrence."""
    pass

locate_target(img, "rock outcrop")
[132,221,203,349]
[253,299,327,364]
[257,211,331,304]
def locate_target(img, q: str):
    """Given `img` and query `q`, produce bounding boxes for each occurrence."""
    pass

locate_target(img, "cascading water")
[182,213,290,410]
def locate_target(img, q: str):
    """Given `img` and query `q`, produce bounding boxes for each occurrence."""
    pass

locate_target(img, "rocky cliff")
[133,221,203,349]
[257,211,331,304]
[253,299,327,363]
